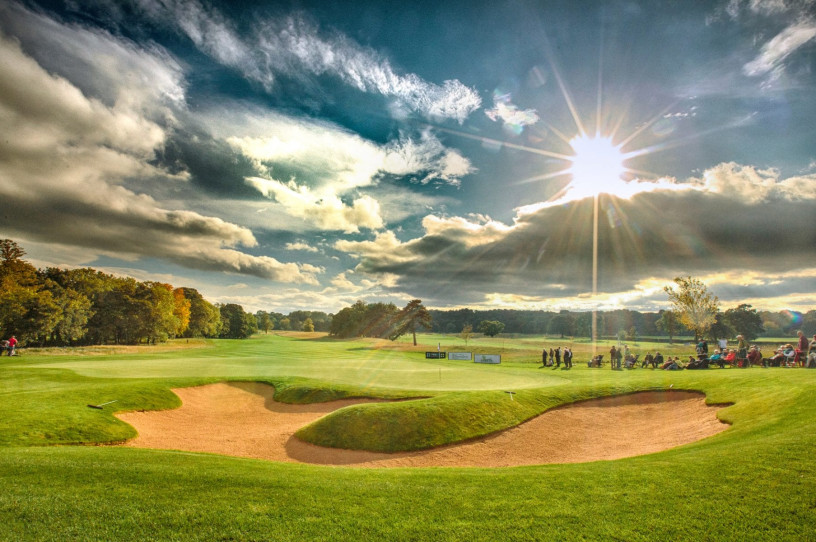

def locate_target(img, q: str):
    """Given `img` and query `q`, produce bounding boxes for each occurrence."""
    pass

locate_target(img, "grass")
[1,333,815,540]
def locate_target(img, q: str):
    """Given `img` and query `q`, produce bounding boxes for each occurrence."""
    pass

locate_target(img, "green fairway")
[24,334,561,391]
[1,333,815,540]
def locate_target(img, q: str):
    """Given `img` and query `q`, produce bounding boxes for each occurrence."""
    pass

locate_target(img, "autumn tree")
[302,318,315,332]
[460,323,473,346]
[172,288,191,337]
[664,276,719,341]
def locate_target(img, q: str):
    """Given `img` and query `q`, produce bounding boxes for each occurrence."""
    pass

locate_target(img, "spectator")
[807,335,816,369]
[794,330,808,367]
[7,336,17,356]
[652,351,664,369]
[736,335,748,361]
[641,352,654,368]
[563,347,573,369]
[709,349,724,368]
[746,346,762,368]
[724,349,737,367]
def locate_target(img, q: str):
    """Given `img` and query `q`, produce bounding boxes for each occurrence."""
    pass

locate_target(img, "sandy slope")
[116,382,729,468]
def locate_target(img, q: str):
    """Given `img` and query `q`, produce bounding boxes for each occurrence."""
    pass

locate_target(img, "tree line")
[328,299,431,345]
[0,239,345,346]
[0,240,262,344]
[429,305,813,342]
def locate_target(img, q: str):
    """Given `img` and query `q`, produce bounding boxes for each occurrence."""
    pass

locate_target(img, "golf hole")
[116,382,730,468]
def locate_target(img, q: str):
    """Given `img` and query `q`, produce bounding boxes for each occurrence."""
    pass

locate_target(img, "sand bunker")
[116,382,729,468]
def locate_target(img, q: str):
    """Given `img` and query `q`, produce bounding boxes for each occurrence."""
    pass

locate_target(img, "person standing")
[554,347,561,368]
[563,347,572,368]
[541,348,548,367]
[7,336,17,356]
[609,345,617,370]
[736,335,748,365]
[549,348,554,366]
[795,330,808,367]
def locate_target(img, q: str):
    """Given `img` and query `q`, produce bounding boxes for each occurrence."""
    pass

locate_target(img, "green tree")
[664,277,719,341]
[256,311,273,334]
[548,312,575,338]
[389,300,432,346]
[478,320,505,337]
[219,304,256,339]
[655,309,678,343]
[302,318,315,332]
[329,301,367,338]
[723,304,764,341]
[707,312,734,342]
[181,287,221,338]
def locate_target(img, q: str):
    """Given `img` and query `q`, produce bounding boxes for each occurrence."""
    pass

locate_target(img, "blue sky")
[1,0,815,314]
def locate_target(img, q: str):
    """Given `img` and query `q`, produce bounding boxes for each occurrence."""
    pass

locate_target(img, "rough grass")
[1,333,815,541]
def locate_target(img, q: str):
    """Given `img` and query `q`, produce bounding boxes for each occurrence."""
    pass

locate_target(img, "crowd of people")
[568,332,816,371]
[540,346,574,369]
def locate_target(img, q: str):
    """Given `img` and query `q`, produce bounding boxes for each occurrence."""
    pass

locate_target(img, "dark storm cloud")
[340,183,816,305]
[156,126,264,198]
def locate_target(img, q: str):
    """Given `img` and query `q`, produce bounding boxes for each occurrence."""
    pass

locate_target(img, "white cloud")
[215,112,472,230]
[421,215,513,248]
[743,21,816,77]
[0,27,318,284]
[0,2,184,113]
[133,0,480,121]
[383,130,476,186]
[247,177,384,233]
[485,99,540,132]
[692,162,816,202]
[286,242,319,253]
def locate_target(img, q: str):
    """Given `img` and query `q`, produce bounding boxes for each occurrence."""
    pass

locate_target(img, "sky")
[0,0,815,315]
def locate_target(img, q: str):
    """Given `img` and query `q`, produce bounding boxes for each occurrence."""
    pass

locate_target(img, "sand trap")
[115,382,729,468]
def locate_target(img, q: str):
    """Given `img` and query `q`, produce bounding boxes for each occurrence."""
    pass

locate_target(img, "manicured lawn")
[1,333,815,540]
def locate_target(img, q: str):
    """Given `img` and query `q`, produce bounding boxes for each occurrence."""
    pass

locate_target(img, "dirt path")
[116,382,729,468]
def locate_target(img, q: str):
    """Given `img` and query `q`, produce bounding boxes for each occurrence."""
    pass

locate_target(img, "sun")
[567,134,627,199]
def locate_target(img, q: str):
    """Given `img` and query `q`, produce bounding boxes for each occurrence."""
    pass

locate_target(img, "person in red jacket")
[7,336,17,356]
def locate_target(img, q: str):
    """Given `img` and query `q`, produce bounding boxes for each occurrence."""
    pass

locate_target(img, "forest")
[3,237,813,346]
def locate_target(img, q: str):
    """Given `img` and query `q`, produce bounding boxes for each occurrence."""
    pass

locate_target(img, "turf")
[1,333,815,541]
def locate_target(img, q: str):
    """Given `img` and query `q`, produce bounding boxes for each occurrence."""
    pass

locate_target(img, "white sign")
[448,352,472,361]
[474,354,501,364]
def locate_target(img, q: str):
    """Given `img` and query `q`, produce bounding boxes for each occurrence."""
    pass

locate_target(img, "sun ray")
[540,29,587,137]
[617,101,682,150]
[513,169,572,186]
[429,124,573,161]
